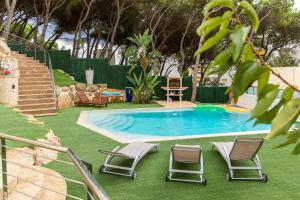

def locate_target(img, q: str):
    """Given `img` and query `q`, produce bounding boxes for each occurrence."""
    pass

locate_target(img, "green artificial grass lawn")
[1,103,300,200]
[53,69,77,86]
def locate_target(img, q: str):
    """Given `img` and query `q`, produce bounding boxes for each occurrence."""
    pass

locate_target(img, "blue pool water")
[84,108,270,138]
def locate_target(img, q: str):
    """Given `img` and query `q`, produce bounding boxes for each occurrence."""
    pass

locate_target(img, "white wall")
[252,67,300,89]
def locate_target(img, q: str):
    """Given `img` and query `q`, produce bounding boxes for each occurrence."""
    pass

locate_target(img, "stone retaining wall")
[56,83,125,109]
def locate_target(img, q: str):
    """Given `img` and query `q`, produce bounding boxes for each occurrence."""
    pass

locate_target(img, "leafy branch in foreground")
[195,0,300,154]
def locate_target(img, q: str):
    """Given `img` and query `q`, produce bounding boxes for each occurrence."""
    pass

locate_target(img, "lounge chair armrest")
[98,146,135,159]
[97,146,121,155]
[222,145,230,159]
[98,149,124,156]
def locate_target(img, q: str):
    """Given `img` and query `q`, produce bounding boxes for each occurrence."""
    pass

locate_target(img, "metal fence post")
[1,138,8,200]
[34,45,37,60]
[44,50,47,64]
[82,160,93,200]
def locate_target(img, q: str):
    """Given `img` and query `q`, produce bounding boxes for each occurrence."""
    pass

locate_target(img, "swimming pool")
[77,108,270,143]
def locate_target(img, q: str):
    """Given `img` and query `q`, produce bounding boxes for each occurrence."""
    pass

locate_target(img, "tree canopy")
[0,0,300,72]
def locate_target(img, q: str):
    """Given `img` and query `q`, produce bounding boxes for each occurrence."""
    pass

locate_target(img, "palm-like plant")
[125,30,161,103]
[127,72,160,103]
[125,30,161,75]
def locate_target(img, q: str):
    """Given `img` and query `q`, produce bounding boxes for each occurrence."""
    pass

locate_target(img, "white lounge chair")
[165,144,206,185]
[211,137,267,182]
[98,142,159,179]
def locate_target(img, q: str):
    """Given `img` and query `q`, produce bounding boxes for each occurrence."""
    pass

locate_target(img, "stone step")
[19,89,54,95]
[20,73,51,78]
[17,103,57,110]
[18,98,56,105]
[21,108,57,115]
[19,69,49,74]
[17,60,38,65]
[19,93,54,100]
[12,51,57,117]
[18,65,48,70]
[19,77,52,82]
[19,85,53,90]
[19,81,53,86]
[10,53,27,58]
[15,57,35,61]
[34,112,58,117]
[19,70,49,74]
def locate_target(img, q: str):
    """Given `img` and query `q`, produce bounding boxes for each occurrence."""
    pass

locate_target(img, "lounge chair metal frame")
[212,137,268,182]
[166,145,206,185]
[98,143,159,179]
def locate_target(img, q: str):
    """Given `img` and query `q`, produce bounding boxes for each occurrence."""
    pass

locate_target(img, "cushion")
[111,92,121,96]
[101,91,111,96]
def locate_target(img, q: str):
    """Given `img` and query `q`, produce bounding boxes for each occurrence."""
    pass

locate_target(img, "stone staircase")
[11,51,58,116]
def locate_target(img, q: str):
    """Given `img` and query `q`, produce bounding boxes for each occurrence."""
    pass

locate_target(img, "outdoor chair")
[165,144,206,185]
[211,137,268,182]
[75,91,108,107]
[98,142,159,179]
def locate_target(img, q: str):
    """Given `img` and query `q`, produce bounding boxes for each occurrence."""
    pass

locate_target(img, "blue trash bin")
[125,87,133,102]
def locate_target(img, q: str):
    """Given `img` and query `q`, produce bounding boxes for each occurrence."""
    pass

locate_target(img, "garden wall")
[49,50,229,103]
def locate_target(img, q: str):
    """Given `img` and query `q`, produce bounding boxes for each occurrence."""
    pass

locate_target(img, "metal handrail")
[0,31,58,110]
[0,132,109,200]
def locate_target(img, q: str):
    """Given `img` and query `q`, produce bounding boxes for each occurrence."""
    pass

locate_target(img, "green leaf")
[197,17,223,35]
[208,46,233,68]
[230,26,251,62]
[257,70,270,95]
[220,11,234,31]
[194,29,229,57]
[233,62,268,99]
[202,11,233,38]
[258,84,277,100]
[241,43,256,62]
[281,87,294,102]
[203,0,234,16]
[253,102,283,125]
[275,129,300,149]
[292,142,300,155]
[251,86,279,118]
[268,98,300,139]
[254,87,295,125]
[240,1,260,32]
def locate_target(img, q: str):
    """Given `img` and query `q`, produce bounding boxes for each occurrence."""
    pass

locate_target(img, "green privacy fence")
[7,42,49,65]
[196,87,229,103]
[49,50,71,72]
[48,50,228,103]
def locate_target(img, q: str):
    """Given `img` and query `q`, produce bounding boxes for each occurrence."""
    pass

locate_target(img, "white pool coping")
[77,107,270,144]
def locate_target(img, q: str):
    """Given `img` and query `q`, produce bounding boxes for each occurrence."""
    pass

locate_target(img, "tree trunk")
[93,35,101,58]
[72,0,95,58]
[0,7,6,28]
[41,0,67,44]
[3,0,18,40]
[72,31,78,57]
[191,19,205,103]
[179,10,196,75]
[48,32,62,49]
[41,14,50,44]
[17,17,29,36]
[107,0,122,63]
[74,32,81,58]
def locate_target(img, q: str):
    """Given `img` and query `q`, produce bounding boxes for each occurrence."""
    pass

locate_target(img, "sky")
[296,1,300,9]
